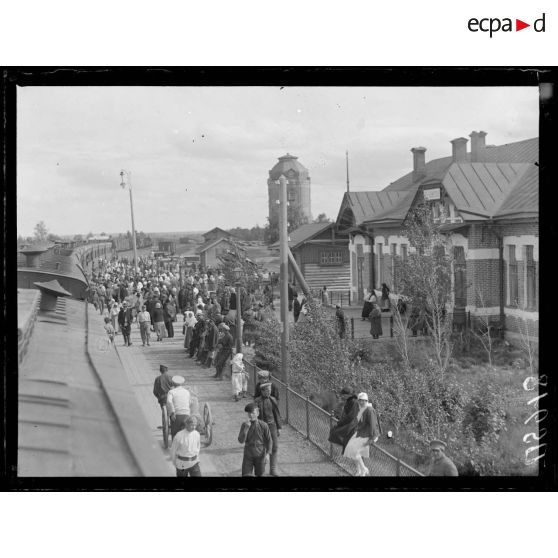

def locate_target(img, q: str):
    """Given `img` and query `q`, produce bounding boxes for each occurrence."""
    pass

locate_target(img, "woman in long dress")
[369,303,383,339]
[343,392,380,476]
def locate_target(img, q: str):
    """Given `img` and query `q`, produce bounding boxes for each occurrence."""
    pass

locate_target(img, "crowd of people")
[88,255,458,478]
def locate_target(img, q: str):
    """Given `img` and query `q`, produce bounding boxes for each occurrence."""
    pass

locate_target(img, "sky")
[17,86,539,238]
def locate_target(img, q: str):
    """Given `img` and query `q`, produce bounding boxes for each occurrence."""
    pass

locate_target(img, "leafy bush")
[462,379,507,443]
[253,300,536,476]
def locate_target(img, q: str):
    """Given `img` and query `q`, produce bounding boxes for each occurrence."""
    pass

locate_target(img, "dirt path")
[116,316,347,477]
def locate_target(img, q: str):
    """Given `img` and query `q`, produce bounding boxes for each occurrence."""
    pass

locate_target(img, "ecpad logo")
[468,13,546,37]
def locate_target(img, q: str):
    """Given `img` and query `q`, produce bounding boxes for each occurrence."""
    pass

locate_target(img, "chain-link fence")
[244,359,424,477]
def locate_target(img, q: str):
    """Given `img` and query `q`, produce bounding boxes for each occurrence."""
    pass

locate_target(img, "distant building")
[268,154,312,228]
[157,239,176,255]
[197,228,245,268]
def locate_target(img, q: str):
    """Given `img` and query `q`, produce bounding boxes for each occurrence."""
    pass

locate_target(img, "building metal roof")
[268,153,309,180]
[492,164,539,219]
[287,222,331,249]
[361,137,538,226]
[442,162,531,219]
[337,190,409,226]
[202,227,232,241]
[20,242,55,254]
[361,187,420,226]
[382,137,538,193]
[196,236,246,255]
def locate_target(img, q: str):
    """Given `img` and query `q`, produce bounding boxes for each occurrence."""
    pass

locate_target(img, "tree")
[314,213,331,224]
[265,205,310,245]
[47,233,63,242]
[397,202,454,377]
[287,204,309,233]
[33,221,49,242]
[73,234,83,242]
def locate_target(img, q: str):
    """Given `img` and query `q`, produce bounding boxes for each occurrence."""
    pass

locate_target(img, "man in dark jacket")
[254,383,282,476]
[203,319,219,369]
[153,364,174,407]
[428,440,459,476]
[118,301,133,346]
[214,323,234,379]
[335,304,346,338]
[238,402,272,477]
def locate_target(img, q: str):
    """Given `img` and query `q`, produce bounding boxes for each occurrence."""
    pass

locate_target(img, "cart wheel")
[162,406,170,449]
[203,403,213,447]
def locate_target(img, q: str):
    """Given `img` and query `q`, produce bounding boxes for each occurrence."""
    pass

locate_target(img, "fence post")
[285,385,289,423]
[351,317,354,340]
[306,396,310,440]
[348,290,351,306]
[329,413,334,459]
[390,315,394,338]
[396,458,401,477]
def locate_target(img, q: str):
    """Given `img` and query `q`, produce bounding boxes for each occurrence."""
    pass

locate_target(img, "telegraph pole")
[279,175,289,391]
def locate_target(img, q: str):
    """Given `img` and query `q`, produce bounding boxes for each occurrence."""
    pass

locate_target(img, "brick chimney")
[469,130,487,162]
[451,137,468,163]
[411,147,427,182]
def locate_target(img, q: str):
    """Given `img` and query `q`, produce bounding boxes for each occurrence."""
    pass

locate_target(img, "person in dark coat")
[163,298,175,338]
[335,304,346,339]
[152,364,174,407]
[328,387,359,451]
[117,301,133,346]
[380,283,391,312]
[293,296,302,323]
[361,291,377,321]
[428,440,458,476]
[189,315,204,358]
[288,284,296,312]
[254,370,280,401]
[238,402,272,477]
[254,383,282,476]
[203,319,219,369]
[214,323,233,379]
[369,303,382,339]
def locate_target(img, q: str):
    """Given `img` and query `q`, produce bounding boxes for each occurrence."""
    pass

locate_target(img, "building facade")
[335,132,538,341]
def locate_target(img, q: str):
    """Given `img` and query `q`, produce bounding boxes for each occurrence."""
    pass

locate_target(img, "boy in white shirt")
[170,415,201,477]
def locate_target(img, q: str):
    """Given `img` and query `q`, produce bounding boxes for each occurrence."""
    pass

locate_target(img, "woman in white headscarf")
[231,352,248,401]
[343,392,381,476]
[182,310,197,351]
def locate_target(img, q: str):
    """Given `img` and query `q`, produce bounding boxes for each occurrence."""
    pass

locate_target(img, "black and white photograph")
[10,72,549,485]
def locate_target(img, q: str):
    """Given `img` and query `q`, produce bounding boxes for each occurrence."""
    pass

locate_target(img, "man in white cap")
[167,375,191,439]
[428,440,458,476]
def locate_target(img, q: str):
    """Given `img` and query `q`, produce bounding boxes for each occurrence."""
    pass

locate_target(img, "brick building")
[335,132,538,342]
